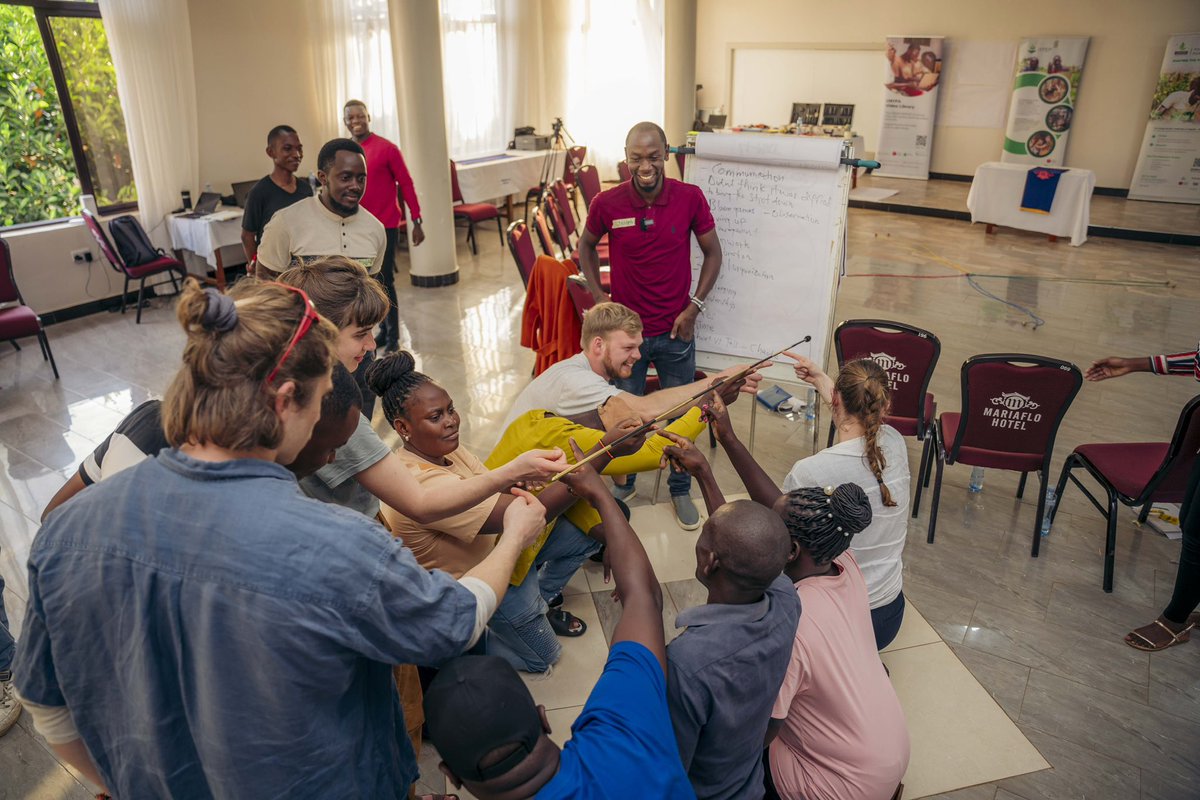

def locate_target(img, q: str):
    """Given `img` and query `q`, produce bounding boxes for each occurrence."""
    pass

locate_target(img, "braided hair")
[835,358,896,506]
[778,483,873,566]
[363,350,432,425]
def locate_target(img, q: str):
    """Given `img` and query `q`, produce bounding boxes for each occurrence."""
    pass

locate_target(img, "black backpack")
[108,215,162,267]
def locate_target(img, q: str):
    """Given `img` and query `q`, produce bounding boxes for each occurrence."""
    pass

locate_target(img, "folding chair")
[82,210,185,324]
[0,238,59,379]
[577,165,602,209]
[1051,394,1200,591]
[829,320,941,516]
[562,145,587,216]
[506,220,537,287]
[617,160,632,183]
[920,353,1082,555]
[532,205,559,259]
[566,273,595,323]
[450,160,503,255]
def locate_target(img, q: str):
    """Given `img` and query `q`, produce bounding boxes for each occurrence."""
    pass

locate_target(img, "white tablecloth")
[967,162,1095,246]
[454,150,566,203]
[166,208,245,266]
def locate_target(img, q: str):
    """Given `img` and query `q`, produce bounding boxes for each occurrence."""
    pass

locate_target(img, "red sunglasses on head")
[265,283,321,385]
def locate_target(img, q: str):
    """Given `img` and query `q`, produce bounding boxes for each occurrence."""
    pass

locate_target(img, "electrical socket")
[71,248,93,264]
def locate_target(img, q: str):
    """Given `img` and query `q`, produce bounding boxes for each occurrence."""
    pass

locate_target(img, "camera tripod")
[525,117,582,223]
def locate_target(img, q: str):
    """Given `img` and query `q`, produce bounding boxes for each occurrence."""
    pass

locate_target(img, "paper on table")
[694,132,844,170]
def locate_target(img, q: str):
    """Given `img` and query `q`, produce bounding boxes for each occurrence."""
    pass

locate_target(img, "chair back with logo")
[506,220,537,287]
[578,166,602,208]
[617,160,632,183]
[550,180,578,239]
[949,354,1082,472]
[562,146,587,187]
[834,319,940,439]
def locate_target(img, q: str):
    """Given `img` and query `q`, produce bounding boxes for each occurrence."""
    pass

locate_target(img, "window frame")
[4,0,137,218]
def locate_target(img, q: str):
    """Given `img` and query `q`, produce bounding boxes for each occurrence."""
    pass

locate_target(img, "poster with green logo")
[1129,33,1200,204]
[1000,37,1088,166]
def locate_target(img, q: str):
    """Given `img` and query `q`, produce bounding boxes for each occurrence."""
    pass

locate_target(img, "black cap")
[423,655,543,783]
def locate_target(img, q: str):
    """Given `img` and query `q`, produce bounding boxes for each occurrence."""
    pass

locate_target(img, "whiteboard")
[732,46,883,154]
[687,133,851,381]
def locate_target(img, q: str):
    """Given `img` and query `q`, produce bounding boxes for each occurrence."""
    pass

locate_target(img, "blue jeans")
[0,556,13,674]
[486,516,602,673]
[615,333,696,496]
[871,591,906,650]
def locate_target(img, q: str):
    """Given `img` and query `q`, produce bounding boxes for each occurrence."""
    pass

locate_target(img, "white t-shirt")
[256,195,386,275]
[502,352,621,429]
[783,425,910,609]
[1158,90,1199,120]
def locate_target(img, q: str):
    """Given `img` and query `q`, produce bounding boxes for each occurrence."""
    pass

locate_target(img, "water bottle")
[804,388,816,421]
[968,467,985,493]
[1041,487,1058,537]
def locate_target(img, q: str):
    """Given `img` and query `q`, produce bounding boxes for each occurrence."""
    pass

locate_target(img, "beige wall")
[696,0,1200,187]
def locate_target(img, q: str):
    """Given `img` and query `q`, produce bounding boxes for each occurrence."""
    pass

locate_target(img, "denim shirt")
[14,449,477,799]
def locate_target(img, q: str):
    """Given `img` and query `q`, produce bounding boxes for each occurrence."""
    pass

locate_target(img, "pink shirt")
[769,554,910,800]
[584,178,715,337]
[359,133,421,229]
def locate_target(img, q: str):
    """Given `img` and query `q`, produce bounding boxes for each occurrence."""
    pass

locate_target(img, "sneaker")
[671,494,701,531]
[610,481,636,502]
[0,674,22,738]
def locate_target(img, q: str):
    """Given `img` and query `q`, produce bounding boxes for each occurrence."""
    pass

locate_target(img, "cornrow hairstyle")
[836,358,896,506]
[778,483,873,566]
[364,350,432,425]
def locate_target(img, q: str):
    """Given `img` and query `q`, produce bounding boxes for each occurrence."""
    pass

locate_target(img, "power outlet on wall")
[71,248,93,265]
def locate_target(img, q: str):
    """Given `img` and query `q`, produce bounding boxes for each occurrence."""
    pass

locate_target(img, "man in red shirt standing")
[577,122,723,530]
[344,100,424,353]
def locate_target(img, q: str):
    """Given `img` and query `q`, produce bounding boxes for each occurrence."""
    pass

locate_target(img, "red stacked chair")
[450,160,502,255]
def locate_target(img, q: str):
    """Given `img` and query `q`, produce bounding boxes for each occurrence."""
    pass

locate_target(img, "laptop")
[180,191,221,218]
[232,180,258,208]
[705,114,727,130]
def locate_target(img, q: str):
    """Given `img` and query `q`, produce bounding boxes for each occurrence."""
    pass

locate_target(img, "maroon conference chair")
[532,205,558,258]
[829,319,941,516]
[506,220,538,287]
[674,151,687,179]
[1051,394,1200,592]
[0,238,59,379]
[565,273,595,323]
[543,195,574,257]
[617,160,632,183]
[920,353,1082,555]
[450,160,503,255]
[577,165,602,208]
[550,180,580,244]
[562,145,587,215]
[83,210,185,324]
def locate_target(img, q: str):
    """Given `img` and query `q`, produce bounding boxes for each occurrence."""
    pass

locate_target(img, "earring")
[402,433,410,442]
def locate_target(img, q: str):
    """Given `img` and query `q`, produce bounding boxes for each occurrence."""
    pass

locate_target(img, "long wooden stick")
[547,335,811,482]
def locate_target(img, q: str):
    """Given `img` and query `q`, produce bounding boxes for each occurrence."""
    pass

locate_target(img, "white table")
[967,162,1095,246]
[454,150,566,219]
[166,208,245,290]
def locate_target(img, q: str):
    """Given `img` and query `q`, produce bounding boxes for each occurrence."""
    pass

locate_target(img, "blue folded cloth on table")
[1020,167,1067,214]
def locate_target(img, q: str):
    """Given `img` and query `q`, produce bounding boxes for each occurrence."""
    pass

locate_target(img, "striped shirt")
[1150,340,1200,381]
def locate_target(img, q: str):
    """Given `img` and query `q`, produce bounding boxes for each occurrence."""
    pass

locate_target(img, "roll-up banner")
[1129,33,1200,204]
[1000,37,1088,166]
[876,36,944,180]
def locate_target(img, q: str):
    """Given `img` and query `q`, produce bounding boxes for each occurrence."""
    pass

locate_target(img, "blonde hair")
[580,301,642,348]
[836,358,896,507]
[277,256,388,330]
[162,279,337,451]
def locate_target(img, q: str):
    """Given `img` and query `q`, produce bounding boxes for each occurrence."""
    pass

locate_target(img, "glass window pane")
[0,5,82,225]
[49,15,136,208]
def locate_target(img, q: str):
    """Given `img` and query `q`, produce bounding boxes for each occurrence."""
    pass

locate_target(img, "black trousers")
[1163,457,1200,624]
[375,227,400,349]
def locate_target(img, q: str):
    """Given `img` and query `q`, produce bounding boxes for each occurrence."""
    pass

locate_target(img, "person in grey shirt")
[660,433,801,800]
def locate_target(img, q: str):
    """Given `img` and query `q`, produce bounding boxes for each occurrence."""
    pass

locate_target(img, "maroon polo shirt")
[584,177,715,337]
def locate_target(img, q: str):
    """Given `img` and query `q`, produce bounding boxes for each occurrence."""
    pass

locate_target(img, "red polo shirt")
[584,177,715,337]
[359,133,421,229]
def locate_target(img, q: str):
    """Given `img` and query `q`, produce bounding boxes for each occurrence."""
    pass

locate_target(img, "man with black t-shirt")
[240,125,313,271]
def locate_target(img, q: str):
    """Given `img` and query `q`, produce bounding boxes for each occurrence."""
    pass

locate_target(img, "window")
[441,0,503,159]
[0,0,134,226]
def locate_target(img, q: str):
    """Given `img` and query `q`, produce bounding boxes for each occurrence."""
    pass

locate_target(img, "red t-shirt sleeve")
[691,188,716,236]
[392,145,421,219]
[584,193,610,237]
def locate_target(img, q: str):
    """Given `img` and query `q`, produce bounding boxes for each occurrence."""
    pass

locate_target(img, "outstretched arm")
[1086,350,1198,382]
[659,430,725,515]
[704,395,784,508]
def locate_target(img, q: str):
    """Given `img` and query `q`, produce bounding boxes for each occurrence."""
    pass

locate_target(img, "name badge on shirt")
[612,217,637,229]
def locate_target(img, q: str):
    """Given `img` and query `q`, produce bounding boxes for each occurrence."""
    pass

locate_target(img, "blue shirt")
[14,449,478,800]
[667,574,801,799]
[538,641,696,800]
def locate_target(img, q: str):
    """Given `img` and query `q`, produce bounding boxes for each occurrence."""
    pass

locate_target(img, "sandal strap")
[1153,619,1193,644]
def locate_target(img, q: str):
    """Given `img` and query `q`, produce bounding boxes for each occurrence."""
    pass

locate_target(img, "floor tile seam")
[0,436,70,482]
[933,640,1048,752]
[1018,666,1197,729]
[0,493,42,539]
[957,638,1152,701]
[1009,717,1151,786]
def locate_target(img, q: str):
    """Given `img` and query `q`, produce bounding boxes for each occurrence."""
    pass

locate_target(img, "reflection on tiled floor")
[3,203,1200,798]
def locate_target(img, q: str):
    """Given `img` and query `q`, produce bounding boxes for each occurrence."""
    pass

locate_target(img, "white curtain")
[312,0,402,147]
[565,0,664,179]
[441,0,503,159]
[97,0,198,248]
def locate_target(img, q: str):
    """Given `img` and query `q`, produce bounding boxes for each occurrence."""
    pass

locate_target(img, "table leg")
[214,249,227,292]
[504,195,515,222]
[852,167,859,190]
[985,224,997,235]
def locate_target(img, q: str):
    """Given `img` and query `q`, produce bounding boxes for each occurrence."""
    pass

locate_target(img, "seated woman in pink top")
[764,483,910,800]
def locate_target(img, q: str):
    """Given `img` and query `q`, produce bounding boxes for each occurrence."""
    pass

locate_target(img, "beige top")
[256,194,385,276]
[382,447,499,578]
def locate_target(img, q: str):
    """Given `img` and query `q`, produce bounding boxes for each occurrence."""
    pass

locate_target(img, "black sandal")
[547,607,587,637]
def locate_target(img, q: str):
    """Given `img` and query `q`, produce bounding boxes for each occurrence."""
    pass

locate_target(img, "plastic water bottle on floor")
[804,389,816,422]
[968,466,985,493]
[1041,487,1058,537]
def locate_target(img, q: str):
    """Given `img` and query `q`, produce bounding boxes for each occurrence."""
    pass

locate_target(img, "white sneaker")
[0,675,22,738]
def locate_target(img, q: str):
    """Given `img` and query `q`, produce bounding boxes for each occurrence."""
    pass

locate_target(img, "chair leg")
[1017,472,1028,499]
[1102,488,1119,592]
[168,268,181,295]
[1136,503,1151,524]
[1030,470,1049,557]
[926,447,945,543]
[136,277,146,324]
[1050,455,1075,528]
[497,218,505,247]
[468,221,478,255]
[8,340,19,352]
[923,435,935,487]
[39,331,59,380]
[913,433,931,518]
[121,276,130,315]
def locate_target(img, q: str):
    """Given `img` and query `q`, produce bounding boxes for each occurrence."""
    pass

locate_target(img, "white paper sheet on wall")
[939,40,1017,129]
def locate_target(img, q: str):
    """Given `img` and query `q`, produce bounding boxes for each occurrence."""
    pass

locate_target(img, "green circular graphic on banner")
[1038,75,1069,104]
[1027,131,1056,157]
[1045,105,1073,133]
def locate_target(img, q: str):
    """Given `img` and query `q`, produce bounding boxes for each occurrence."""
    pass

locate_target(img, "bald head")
[698,500,791,592]
[625,121,668,150]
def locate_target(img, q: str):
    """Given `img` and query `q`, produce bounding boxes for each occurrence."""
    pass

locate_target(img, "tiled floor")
[2,203,1199,799]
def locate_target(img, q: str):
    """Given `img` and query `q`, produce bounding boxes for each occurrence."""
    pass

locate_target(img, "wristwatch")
[412,218,423,225]
[689,295,706,313]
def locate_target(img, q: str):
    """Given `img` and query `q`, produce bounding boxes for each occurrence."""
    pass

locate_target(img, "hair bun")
[201,288,238,332]
[364,349,417,396]
[830,483,872,534]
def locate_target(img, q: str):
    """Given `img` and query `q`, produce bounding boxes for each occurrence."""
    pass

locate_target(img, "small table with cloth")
[167,207,246,290]
[967,161,1095,246]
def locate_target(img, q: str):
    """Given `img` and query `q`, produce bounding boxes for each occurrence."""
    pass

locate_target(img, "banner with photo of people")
[1129,33,1200,204]
[1000,37,1089,166]
[876,36,944,180]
